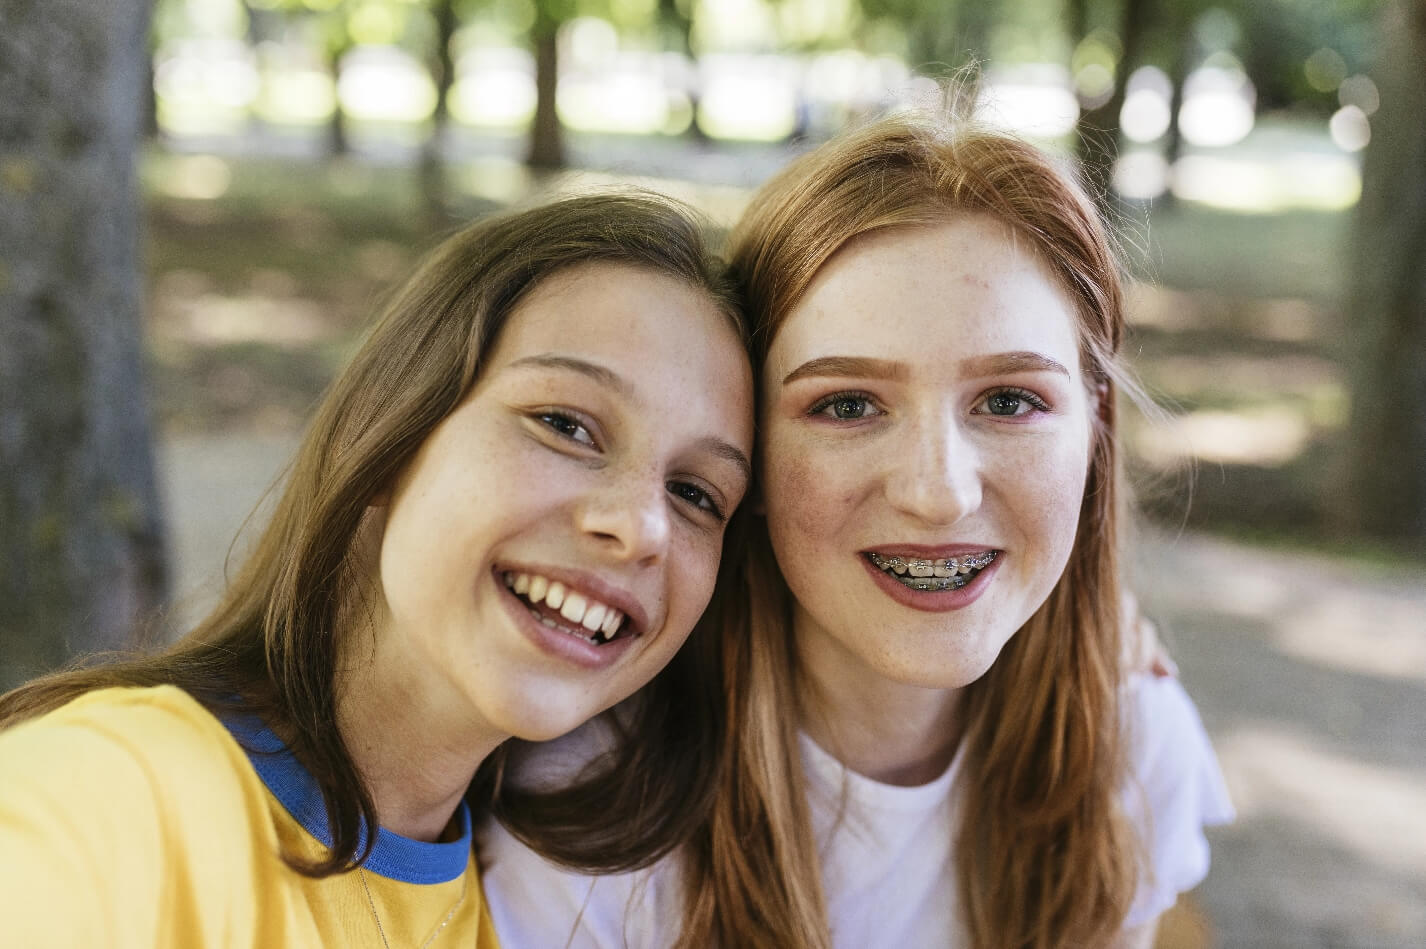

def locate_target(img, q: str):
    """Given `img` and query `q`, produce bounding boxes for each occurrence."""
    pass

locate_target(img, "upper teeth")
[503,571,626,640]
[868,551,998,574]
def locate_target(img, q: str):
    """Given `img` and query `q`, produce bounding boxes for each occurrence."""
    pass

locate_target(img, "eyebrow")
[506,354,632,396]
[957,351,1071,378]
[782,356,907,386]
[697,437,753,487]
[781,351,1070,386]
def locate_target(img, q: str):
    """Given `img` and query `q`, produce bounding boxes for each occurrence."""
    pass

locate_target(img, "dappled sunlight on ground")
[1135,529,1426,946]
[1271,588,1426,685]
[153,154,234,200]
[1127,285,1335,343]
[1145,353,1339,405]
[1218,721,1426,878]
[1123,288,1343,472]
[152,270,338,348]
[1120,282,1347,515]
[1133,405,1311,467]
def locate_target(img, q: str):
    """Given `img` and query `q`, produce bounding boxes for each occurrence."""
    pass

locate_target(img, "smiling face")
[372,262,753,742]
[761,215,1094,696]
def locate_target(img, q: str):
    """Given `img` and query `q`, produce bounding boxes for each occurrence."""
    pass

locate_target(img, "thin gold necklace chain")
[358,866,469,949]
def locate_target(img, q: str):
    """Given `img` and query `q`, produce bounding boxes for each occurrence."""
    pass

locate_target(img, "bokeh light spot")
[1304,47,1348,93]
[1329,105,1371,152]
[1338,74,1380,116]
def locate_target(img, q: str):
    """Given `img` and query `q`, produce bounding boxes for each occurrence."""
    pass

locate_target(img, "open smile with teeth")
[502,571,630,646]
[866,550,999,591]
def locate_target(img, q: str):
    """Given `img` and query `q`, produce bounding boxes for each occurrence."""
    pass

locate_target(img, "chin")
[880,639,1008,691]
[490,697,598,744]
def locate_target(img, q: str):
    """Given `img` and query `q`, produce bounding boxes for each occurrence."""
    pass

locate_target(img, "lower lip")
[495,570,636,670]
[859,554,1001,613]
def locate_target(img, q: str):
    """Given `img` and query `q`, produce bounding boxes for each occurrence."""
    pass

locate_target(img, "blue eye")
[987,393,1023,416]
[809,392,881,420]
[668,480,724,520]
[976,388,1050,418]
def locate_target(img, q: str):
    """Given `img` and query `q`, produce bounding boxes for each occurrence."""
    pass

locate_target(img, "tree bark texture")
[0,0,167,686]
[1343,0,1426,544]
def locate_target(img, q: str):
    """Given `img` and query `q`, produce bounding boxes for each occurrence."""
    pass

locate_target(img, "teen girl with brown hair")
[480,114,1232,948]
[0,192,756,947]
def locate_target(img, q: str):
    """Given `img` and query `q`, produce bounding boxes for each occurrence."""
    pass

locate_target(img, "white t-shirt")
[477,674,1234,948]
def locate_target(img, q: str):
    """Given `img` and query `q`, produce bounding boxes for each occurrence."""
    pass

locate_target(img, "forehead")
[488,260,752,426]
[496,262,737,364]
[768,216,1083,376]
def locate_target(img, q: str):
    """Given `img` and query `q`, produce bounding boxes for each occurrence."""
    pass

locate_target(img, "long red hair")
[679,113,1138,948]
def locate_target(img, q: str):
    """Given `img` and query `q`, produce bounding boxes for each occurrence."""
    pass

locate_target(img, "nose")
[883,413,983,526]
[576,472,672,565]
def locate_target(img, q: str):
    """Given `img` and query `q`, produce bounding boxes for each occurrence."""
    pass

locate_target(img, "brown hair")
[679,113,1137,947]
[0,190,746,879]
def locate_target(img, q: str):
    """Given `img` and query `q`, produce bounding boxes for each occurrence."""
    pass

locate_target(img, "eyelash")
[667,481,725,521]
[805,387,1052,421]
[974,387,1052,418]
[536,412,726,521]
[536,411,596,446]
[807,390,881,420]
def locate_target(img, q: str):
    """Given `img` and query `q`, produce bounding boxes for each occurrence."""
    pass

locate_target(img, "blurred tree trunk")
[1343,0,1426,544]
[143,33,160,139]
[1075,0,1151,213]
[527,4,564,169]
[1066,0,1088,46]
[906,2,959,72]
[240,1,272,137]
[950,2,993,70]
[420,0,459,222]
[326,36,351,157]
[0,0,168,686]
[658,0,706,144]
[1156,24,1193,209]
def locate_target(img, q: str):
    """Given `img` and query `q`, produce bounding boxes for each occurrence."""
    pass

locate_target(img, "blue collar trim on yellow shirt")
[223,712,472,885]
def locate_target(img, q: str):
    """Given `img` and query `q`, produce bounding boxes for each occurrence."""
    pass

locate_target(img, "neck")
[335,640,506,843]
[793,611,964,787]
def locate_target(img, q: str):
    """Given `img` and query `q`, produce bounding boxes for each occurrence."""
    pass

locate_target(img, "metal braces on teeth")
[867,550,998,577]
[910,574,970,591]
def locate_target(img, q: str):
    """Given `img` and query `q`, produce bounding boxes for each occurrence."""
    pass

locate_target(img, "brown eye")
[667,480,724,520]
[537,412,595,445]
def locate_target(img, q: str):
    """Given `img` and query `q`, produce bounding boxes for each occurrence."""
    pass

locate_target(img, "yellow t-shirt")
[0,685,499,948]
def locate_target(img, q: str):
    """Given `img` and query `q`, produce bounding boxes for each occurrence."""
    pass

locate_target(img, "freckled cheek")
[665,540,722,636]
[762,440,861,562]
[1008,439,1091,554]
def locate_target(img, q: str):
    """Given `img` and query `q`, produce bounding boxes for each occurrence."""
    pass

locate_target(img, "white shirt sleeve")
[1121,674,1236,926]
[477,817,667,949]
[475,719,683,949]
